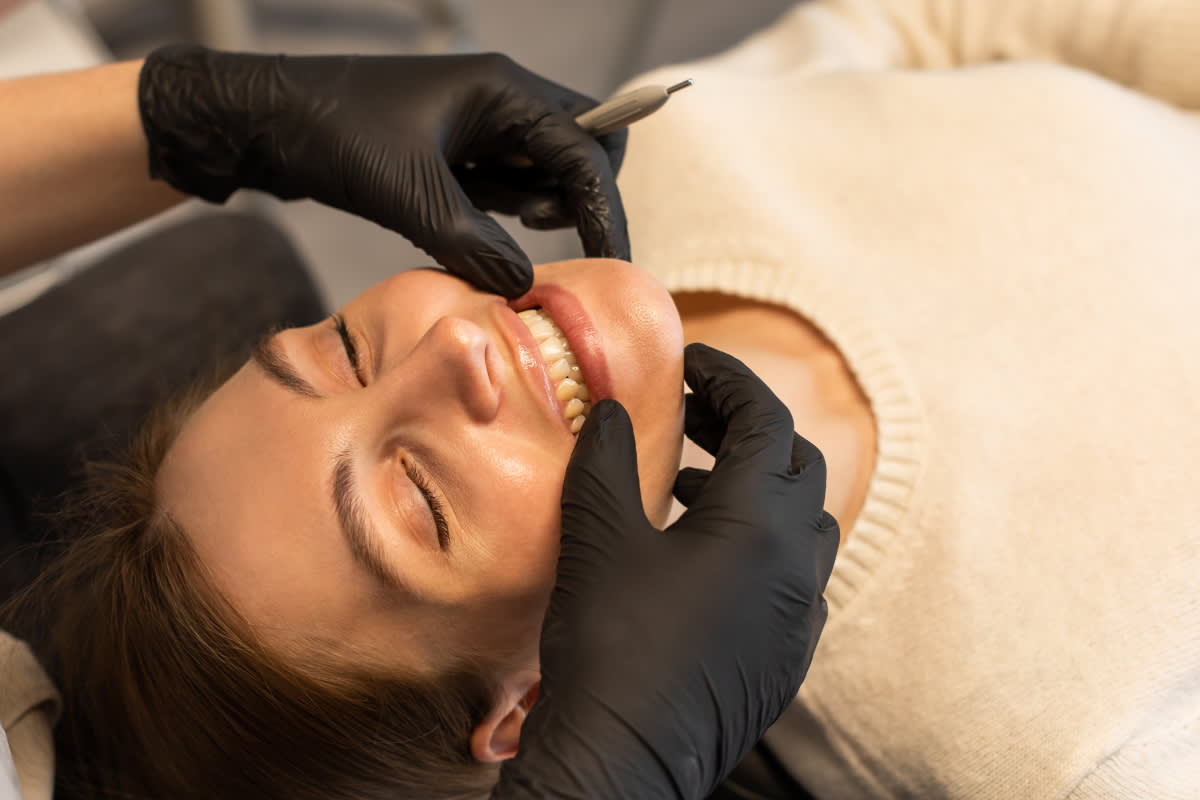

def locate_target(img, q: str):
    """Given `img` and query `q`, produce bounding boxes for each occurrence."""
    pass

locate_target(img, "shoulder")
[0,631,57,800]
[0,630,58,732]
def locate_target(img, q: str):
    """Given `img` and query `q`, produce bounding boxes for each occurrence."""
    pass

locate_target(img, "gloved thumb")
[560,399,648,542]
[417,160,534,297]
[672,466,711,508]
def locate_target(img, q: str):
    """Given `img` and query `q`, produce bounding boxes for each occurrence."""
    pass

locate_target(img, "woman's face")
[156,259,684,676]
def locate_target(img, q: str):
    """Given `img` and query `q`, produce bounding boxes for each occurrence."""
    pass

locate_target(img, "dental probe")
[504,79,692,168]
[574,78,694,137]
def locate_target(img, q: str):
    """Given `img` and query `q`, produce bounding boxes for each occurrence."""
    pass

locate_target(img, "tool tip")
[666,79,694,95]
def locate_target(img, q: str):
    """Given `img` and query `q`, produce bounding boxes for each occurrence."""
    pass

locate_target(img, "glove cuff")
[138,44,263,204]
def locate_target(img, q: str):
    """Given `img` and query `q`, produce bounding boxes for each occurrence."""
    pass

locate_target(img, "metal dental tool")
[504,79,693,168]
[574,78,694,137]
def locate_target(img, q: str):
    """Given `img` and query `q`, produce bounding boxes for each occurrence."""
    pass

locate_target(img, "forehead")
[155,363,348,598]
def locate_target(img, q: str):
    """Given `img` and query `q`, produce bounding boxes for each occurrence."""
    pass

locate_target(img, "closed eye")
[404,460,452,550]
[332,314,365,386]
[329,315,448,549]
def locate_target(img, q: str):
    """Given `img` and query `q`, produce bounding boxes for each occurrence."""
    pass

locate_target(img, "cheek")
[459,446,566,600]
[631,399,685,524]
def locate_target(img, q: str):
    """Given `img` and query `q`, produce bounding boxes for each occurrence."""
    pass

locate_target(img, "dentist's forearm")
[0,59,186,277]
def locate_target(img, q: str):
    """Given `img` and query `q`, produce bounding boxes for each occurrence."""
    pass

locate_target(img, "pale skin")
[155,259,690,762]
[0,59,183,278]
[673,292,875,545]
[3,60,876,763]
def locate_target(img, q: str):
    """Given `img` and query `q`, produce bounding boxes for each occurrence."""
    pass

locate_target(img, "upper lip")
[491,283,613,433]
[491,302,575,435]
[510,282,612,403]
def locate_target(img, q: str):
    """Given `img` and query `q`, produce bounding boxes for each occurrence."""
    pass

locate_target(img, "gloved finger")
[790,432,827,487]
[553,93,629,179]
[452,165,574,231]
[814,510,842,587]
[452,162,558,216]
[595,128,628,179]
[782,434,836,542]
[682,343,795,471]
[672,467,710,507]
[517,112,631,261]
[682,391,726,459]
[518,196,572,231]
[538,400,649,686]
[560,399,647,543]
[417,159,534,298]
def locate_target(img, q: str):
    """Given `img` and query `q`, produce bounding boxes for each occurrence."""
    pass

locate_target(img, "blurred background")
[1,0,795,308]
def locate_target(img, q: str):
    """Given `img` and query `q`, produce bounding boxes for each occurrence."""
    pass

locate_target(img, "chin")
[524,259,685,525]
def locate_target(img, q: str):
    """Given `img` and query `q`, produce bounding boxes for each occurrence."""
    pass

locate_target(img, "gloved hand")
[137,46,629,297]
[492,343,841,800]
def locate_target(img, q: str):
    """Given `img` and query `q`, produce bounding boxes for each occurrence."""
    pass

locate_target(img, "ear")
[469,678,541,763]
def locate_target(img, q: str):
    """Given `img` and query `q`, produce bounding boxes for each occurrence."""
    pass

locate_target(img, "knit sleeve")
[808,0,1200,108]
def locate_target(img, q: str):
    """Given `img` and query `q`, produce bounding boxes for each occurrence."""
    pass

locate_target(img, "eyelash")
[404,461,451,550]
[332,314,365,386]
[333,314,450,550]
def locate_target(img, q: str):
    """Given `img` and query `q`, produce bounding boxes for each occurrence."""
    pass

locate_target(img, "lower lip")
[509,284,613,404]
[494,304,575,435]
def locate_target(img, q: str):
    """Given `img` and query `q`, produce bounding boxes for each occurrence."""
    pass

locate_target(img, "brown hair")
[3,368,501,800]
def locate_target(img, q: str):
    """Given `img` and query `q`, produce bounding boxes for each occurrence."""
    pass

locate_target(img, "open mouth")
[515,308,592,433]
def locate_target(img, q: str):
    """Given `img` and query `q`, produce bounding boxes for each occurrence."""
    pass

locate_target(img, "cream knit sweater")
[0,631,58,800]
[617,1,1200,798]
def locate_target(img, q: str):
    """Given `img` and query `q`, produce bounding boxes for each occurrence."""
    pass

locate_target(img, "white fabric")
[618,1,1200,797]
[0,726,25,800]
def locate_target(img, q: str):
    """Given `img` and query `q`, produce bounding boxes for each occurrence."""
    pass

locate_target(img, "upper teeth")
[517,308,592,434]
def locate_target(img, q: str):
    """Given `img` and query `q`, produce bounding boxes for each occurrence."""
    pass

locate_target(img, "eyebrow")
[333,447,402,591]
[251,334,400,590]
[251,334,322,399]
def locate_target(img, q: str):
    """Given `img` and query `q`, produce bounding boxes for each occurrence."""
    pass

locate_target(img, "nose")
[407,316,501,423]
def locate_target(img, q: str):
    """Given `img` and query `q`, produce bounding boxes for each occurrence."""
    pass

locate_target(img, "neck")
[674,292,876,545]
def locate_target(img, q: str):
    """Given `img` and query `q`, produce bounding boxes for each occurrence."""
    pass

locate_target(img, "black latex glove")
[492,343,841,800]
[137,45,629,297]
